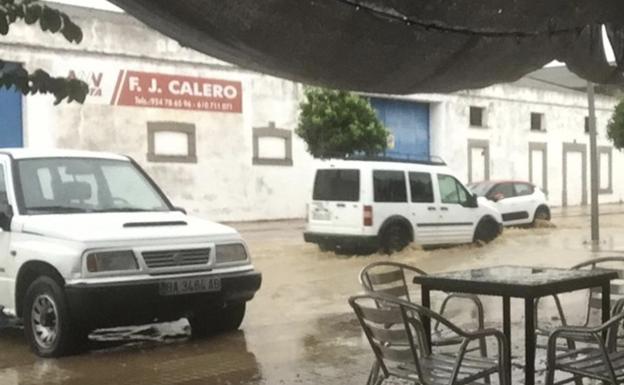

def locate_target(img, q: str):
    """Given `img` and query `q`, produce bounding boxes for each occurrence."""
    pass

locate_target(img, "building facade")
[0,5,621,221]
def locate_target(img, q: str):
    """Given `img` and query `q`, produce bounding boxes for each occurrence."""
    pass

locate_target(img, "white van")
[304,158,503,253]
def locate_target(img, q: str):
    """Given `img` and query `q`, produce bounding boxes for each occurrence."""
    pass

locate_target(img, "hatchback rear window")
[313,169,359,201]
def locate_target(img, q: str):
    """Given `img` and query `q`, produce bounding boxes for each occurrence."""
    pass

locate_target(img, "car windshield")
[16,157,171,215]
[469,181,494,197]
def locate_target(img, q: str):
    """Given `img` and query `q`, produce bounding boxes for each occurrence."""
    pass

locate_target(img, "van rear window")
[313,169,359,201]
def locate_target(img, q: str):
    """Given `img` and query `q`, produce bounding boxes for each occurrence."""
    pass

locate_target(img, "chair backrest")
[359,262,427,303]
[572,257,624,325]
[349,293,462,384]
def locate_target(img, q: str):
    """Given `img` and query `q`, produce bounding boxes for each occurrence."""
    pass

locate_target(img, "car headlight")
[215,244,248,264]
[86,250,138,272]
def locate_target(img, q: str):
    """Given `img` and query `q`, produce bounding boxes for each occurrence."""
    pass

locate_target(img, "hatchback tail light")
[363,205,373,226]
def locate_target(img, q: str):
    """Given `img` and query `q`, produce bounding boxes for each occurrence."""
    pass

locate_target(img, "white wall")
[2,4,621,222]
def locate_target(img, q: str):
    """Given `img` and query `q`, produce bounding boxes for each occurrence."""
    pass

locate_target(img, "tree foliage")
[0,0,87,104]
[607,99,624,150]
[296,87,388,158]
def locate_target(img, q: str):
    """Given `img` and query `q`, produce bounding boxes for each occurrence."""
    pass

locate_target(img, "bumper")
[65,270,261,328]
[303,231,378,249]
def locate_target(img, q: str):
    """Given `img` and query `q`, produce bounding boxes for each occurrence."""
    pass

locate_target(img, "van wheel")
[474,218,500,244]
[381,224,409,254]
[23,276,78,357]
[533,206,551,225]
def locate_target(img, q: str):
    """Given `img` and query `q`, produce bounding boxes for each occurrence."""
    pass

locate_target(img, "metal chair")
[545,299,624,385]
[359,262,487,356]
[536,257,624,347]
[349,293,510,385]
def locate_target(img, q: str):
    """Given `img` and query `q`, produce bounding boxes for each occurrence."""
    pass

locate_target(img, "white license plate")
[312,210,331,220]
[159,277,221,296]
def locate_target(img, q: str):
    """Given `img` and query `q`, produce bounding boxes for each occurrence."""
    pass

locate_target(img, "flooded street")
[1,204,624,385]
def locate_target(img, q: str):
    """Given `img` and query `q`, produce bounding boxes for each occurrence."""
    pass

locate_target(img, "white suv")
[304,158,503,253]
[0,149,261,357]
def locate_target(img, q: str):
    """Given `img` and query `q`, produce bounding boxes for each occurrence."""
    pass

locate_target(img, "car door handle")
[336,203,346,208]
[440,207,449,211]
[427,207,437,211]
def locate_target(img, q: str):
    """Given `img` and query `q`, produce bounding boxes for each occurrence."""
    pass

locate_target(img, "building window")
[252,122,293,166]
[147,122,197,163]
[469,106,485,127]
[530,113,544,131]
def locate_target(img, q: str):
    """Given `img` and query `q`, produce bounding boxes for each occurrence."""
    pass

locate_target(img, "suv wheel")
[474,218,500,244]
[189,302,246,338]
[381,224,409,254]
[23,276,78,357]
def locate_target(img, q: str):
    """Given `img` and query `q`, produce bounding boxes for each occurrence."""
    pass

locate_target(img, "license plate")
[312,210,331,220]
[159,277,221,296]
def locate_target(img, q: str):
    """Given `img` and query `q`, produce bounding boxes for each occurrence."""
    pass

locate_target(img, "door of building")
[566,151,585,206]
[0,88,23,148]
[370,98,430,160]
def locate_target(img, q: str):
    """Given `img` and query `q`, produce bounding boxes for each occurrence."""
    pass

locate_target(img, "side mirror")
[174,206,187,215]
[462,194,479,208]
[0,206,13,231]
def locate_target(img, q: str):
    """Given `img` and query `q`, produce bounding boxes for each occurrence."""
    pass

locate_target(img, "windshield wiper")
[94,207,151,212]
[27,206,90,213]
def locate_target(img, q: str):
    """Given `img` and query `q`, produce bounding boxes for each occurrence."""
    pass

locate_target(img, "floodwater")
[1,204,623,385]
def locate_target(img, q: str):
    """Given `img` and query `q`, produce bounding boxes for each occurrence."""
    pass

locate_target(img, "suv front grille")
[142,248,211,268]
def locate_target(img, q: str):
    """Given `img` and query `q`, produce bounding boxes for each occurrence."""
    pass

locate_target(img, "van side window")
[313,169,359,202]
[409,172,434,203]
[374,170,407,203]
[438,174,470,205]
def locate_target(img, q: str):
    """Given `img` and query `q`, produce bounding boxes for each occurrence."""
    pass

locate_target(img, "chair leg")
[545,366,555,385]
[366,361,380,385]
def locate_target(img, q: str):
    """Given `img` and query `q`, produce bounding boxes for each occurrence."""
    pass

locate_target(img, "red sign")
[111,70,243,113]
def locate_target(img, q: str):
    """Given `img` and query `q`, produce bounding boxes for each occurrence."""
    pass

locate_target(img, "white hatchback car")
[304,158,503,253]
[0,149,261,357]
[468,180,551,226]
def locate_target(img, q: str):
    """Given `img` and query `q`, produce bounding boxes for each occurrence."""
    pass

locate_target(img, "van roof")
[315,158,453,173]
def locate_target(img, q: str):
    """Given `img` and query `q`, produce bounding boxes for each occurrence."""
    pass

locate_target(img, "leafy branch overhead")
[296,87,389,159]
[0,0,88,104]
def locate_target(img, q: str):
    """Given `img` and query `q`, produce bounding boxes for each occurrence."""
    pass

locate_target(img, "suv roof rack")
[338,153,446,166]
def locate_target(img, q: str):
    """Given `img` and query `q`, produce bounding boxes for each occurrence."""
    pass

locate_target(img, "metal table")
[413,265,618,385]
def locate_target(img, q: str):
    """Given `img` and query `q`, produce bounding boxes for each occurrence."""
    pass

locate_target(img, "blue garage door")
[0,88,23,148]
[370,98,430,160]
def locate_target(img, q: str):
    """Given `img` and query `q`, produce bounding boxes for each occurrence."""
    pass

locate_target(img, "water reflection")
[0,321,262,385]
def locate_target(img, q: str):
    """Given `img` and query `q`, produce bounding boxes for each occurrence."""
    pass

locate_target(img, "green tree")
[607,99,624,150]
[296,87,388,158]
[0,0,87,104]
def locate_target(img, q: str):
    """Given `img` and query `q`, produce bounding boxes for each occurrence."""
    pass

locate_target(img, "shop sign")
[111,71,243,113]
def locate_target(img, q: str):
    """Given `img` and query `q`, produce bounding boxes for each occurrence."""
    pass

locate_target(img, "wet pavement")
[1,203,624,385]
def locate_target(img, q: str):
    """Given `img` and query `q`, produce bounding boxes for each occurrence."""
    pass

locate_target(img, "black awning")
[108,0,624,93]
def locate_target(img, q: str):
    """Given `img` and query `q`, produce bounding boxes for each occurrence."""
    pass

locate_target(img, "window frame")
[469,106,486,128]
[147,121,197,163]
[530,112,545,132]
